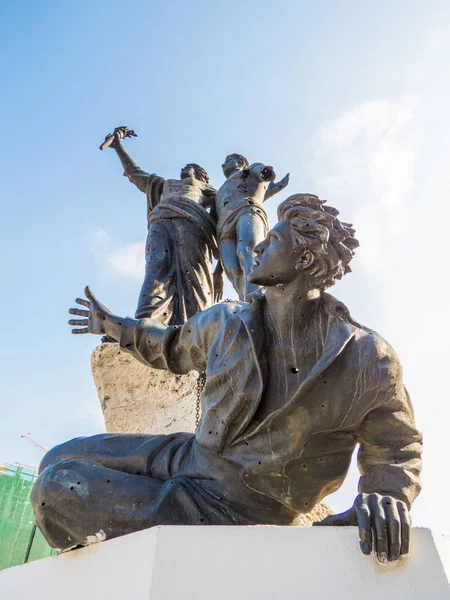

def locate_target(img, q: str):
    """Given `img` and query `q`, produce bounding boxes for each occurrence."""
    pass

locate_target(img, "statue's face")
[180,165,196,179]
[249,221,305,287]
[222,155,240,178]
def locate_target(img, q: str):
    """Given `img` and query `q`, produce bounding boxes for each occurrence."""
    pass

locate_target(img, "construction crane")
[15,461,38,470]
[20,433,49,453]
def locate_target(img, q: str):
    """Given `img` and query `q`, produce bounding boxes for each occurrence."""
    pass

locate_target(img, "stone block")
[1,526,448,599]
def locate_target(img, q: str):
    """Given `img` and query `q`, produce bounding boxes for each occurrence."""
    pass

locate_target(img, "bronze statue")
[102,126,223,324]
[32,193,422,563]
[217,154,289,300]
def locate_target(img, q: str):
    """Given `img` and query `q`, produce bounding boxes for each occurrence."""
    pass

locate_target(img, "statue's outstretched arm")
[264,172,290,201]
[69,287,211,374]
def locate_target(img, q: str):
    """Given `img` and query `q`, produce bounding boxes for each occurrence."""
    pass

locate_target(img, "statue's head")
[222,153,250,178]
[180,164,210,184]
[249,194,359,291]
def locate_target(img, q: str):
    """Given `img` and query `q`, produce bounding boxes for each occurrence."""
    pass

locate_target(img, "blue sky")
[1,1,449,531]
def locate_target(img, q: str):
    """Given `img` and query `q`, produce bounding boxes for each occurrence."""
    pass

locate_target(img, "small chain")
[194,299,239,427]
[195,371,206,427]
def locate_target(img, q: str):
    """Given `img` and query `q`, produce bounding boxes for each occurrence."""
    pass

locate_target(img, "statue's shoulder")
[322,292,401,373]
[194,300,248,327]
[354,324,403,377]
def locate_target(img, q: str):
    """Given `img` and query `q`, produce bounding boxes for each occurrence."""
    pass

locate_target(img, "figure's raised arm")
[264,172,290,201]
[100,126,161,196]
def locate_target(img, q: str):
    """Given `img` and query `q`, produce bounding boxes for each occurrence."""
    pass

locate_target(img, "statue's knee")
[32,458,90,525]
[38,437,86,474]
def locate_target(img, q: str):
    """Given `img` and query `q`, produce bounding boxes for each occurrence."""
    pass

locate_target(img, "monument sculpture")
[102,126,222,324]
[217,154,289,299]
[32,189,422,564]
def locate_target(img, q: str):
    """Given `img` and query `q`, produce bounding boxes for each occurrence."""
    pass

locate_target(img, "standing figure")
[216,155,289,300]
[102,127,222,324]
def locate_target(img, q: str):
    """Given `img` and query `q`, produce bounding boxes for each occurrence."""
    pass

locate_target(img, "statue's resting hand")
[314,492,411,563]
[68,286,113,335]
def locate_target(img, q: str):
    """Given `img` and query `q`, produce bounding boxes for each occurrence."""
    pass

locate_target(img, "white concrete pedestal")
[1,526,449,599]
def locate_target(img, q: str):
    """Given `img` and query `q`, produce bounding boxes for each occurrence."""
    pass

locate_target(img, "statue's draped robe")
[124,166,218,323]
[32,293,422,550]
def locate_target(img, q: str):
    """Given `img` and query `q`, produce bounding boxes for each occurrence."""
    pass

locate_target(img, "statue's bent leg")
[32,457,240,551]
[236,213,267,297]
[219,238,244,300]
[32,433,251,550]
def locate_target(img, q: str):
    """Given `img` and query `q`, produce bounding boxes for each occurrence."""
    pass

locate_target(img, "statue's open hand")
[313,492,410,563]
[213,272,224,303]
[265,173,290,200]
[68,286,112,335]
[276,172,290,191]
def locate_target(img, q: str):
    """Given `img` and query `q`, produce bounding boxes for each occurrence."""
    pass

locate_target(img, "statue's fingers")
[383,499,401,561]
[75,297,90,308]
[69,308,89,317]
[71,328,89,334]
[84,286,97,303]
[398,501,411,556]
[369,495,388,563]
[356,497,372,555]
[68,319,88,326]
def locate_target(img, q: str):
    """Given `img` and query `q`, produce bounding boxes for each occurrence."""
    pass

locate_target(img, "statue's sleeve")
[118,308,219,374]
[123,166,165,226]
[356,356,422,508]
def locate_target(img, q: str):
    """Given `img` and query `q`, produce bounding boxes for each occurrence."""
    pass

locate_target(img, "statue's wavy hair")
[277,193,359,290]
[225,153,250,170]
[186,163,210,184]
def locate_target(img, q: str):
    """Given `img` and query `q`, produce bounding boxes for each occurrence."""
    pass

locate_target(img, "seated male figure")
[32,194,422,563]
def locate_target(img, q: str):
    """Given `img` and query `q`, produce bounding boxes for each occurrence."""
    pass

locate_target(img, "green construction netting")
[0,463,57,571]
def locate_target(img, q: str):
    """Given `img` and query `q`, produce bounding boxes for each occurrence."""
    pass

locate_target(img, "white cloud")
[309,98,417,271]
[107,241,145,280]
[89,227,145,281]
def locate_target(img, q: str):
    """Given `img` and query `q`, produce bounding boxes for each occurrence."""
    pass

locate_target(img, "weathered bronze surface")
[33,153,422,564]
